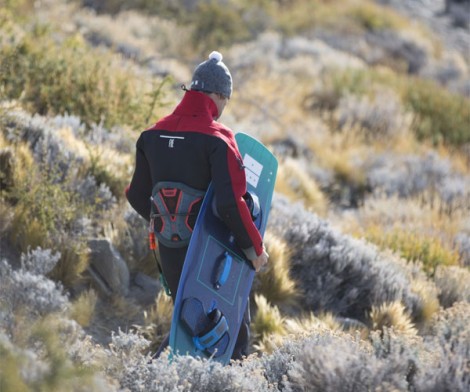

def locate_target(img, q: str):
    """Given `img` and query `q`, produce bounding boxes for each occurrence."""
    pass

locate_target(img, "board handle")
[214,252,232,289]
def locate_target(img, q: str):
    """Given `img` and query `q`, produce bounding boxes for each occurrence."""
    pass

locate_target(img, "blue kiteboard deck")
[169,132,277,364]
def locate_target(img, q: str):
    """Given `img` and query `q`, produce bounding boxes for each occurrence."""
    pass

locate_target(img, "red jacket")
[126,90,263,258]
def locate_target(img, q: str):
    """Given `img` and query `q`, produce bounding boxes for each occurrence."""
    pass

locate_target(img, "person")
[126,51,269,360]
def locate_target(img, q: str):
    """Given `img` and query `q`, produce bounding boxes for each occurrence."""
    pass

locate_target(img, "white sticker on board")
[244,154,263,188]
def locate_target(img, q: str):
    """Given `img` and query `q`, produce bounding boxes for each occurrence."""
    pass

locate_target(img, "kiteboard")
[169,132,277,364]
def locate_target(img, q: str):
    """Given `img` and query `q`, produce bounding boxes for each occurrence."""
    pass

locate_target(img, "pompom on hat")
[190,51,232,99]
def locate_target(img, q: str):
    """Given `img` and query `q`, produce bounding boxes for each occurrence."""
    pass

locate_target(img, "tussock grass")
[370,301,417,336]
[0,141,34,202]
[108,295,141,322]
[254,231,299,310]
[434,266,470,308]
[85,145,130,200]
[139,291,173,354]
[70,289,98,327]
[409,279,440,327]
[285,312,345,337]
[252,294,286,353]
[275,158,328,214]
[48,243,90,289]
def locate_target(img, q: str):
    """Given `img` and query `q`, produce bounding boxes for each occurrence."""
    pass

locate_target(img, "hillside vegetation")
[1,0,469,391]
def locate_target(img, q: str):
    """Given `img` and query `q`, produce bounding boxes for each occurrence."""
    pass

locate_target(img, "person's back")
[126,51,269,360]
[128,88,242,221]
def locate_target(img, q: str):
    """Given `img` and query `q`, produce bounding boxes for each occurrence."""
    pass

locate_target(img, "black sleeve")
[210,138,263,258]
[126,135,153,221]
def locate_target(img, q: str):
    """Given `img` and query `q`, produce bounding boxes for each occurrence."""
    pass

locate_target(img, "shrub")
[306,67,470,147]
[105,330,272,392]
[304,68,372,113]
[434,266,470,308]
[365,151,470,212]
[267,196,429,324]
[350,1,406,32]
[364,227,460,276]
[0,108,137,287]
[8,165,91,287]
[0,258,68,321]
[285,330,412,392]
[190,1,253,52]
[0,14,169,131]
[20,247,61,275]
[10,171,77,240]
[403,77,470,146]
[415,302,470,392]
[335,88,412,141]
[69,289,98,328]
[0,317,108,392]
[424,302,470,347]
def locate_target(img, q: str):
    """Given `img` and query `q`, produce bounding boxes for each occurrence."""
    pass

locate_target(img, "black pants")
[155,242,250,360]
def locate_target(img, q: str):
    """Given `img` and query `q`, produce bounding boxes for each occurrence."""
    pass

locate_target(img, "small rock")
[88,238,130,296]
[128,272,162,306]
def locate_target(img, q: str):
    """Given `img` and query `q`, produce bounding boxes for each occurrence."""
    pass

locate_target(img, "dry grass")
[364,227,460,276]
[109,295,142,322]
[275,158,328,214]
[48,243,90,288]
[370,301,417,336]
[434,266,470,308]
[251,294,286,353]
[139,291,173,354]
[70,289,98,328]
[336,195,467,271]
[254,231,299,310]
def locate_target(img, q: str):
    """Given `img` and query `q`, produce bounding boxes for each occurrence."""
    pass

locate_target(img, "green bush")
[306,67,470,147]
[273,0,408,36]
[193,3,247,49]
[8,161,91,287]
[0,15,169,131]
[350,2,406,32]
[365,227,460,276]
[403,78,470,146]
[86,148,128,201]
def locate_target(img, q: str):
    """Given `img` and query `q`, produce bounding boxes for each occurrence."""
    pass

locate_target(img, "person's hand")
[251,248,269,272]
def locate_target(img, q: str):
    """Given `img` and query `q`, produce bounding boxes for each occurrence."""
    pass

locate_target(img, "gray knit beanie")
[190,51,232,98]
